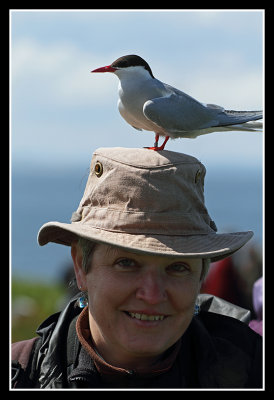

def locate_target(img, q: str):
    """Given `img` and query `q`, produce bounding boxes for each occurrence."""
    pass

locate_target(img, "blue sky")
[11,10,263,169]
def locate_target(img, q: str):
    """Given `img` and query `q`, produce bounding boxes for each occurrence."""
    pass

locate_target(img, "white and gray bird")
[91,54,262,150]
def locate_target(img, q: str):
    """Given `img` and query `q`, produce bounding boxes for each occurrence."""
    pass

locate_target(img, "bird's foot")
[144,145,166,151]
[144,136,170,151]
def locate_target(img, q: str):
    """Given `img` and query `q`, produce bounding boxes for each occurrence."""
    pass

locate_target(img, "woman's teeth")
[128,312,165,321]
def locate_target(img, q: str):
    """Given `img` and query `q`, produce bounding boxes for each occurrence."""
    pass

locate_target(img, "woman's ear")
[71,241,87,291]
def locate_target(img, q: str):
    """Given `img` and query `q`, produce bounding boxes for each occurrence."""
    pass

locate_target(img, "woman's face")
[72,243,203,370]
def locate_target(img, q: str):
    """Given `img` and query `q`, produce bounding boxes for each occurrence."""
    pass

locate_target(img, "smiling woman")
[72,242,203,371]
[12,147,262,388]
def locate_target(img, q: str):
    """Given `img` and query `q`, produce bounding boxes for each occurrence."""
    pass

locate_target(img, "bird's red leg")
[157,136,169,150]
[144,135,170,151]
[154,134,159,147]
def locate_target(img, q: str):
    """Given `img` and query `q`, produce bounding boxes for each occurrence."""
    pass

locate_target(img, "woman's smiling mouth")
[124,311,167,322]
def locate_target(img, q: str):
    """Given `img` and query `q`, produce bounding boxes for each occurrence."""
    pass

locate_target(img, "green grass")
[11,279,67,342]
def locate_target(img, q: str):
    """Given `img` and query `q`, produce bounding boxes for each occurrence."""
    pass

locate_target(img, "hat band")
[75,207,215,235]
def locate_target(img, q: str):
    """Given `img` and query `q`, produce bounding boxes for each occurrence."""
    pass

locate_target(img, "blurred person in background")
[201,242,262,320]
[249,277,263,336]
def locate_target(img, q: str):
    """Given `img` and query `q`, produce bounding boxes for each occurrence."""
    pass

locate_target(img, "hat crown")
[38,147,253,261]
[73,148,215,235]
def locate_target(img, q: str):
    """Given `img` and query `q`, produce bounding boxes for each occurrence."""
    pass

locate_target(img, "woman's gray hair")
[77,237,97,273]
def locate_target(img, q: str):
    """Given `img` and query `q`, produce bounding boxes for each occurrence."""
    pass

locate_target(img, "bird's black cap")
[111,55,155,78]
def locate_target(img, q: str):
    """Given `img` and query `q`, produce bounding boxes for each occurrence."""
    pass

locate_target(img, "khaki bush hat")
[38,147,253,262]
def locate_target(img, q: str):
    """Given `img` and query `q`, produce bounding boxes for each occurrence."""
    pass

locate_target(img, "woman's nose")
[135,271,167,304]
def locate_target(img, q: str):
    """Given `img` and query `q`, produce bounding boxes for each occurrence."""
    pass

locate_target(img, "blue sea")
[11,163,263,283]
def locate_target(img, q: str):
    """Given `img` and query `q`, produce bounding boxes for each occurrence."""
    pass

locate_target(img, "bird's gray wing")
[143,93,220,133]
[209,107,263,126]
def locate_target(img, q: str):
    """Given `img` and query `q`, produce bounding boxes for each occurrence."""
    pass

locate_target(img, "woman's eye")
[115,258,137,269]
[167,263,189,274]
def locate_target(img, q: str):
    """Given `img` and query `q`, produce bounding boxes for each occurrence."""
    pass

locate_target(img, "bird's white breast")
[117,76,168,133]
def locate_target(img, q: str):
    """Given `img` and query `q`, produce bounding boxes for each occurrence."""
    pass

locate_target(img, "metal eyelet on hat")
[94,161,103,177]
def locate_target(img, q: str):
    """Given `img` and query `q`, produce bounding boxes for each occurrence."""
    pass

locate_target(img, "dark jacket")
[11,294,262,389]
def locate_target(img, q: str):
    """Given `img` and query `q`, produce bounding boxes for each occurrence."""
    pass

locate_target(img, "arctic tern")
[91,54,262,150]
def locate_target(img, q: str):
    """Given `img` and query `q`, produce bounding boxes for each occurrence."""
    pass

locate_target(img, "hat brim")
[37,221,253,262]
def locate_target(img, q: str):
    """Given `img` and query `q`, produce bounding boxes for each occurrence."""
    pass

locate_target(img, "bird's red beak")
[91,65,116,73]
